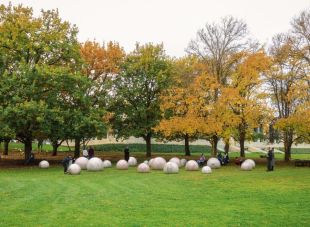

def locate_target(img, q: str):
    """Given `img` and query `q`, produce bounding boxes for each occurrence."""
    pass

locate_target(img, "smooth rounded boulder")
[39,160,49,169]
[137,163,150,173]
[102,160,112,168]
[241,161,253,171]
[244,159,255,168]
[163,162,179,174]
[116,160,129,170]
[87,157,104,171]
[128,157,137,166]
[201,166,212,174]
[150,157,166,170]
[75,157,88,170]
[180,159,187,167]
[68,164,81,175]
[207,158,221,169]
[169,157,181,167]
[185,160,199,171]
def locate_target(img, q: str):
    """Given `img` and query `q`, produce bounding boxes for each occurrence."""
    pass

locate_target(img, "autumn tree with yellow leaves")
[154,56,203,156]
[266,32,309,161]
[219,51,271,157]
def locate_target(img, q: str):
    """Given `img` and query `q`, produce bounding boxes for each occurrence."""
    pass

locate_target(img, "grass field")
[0,164,309,226]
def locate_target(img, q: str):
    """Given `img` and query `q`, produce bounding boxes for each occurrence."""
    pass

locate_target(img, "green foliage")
[107,43,172,155]
[0,4,106,158]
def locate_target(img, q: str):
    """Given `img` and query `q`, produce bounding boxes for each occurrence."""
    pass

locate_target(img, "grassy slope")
[0,165,309,226]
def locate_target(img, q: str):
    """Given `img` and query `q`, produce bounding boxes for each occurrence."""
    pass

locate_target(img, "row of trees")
[0,4,309,161]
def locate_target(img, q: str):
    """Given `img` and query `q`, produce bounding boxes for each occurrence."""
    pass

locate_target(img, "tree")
[154,56,203,156]
[0,4,80,160]
[187,16,252,155]
[291,8,310,65]
[78,40,125,156]
[265,34,309,161]
[219,51,271,157]
[107,43,172,157]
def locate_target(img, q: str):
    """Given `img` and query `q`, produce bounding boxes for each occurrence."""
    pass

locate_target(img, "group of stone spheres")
[37,156,256,175]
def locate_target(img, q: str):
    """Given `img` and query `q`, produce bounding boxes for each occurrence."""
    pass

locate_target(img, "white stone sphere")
[241,161,253,171]
[185,160,199,171]
[68,164,81,175]
[207,158,221,169]
[143,160,149,164]
[148,159,154,166]
[87,157,104,171]
[163,162,179,174]
[102,160,112,168]
[180,159,187,167]
[150,157,167,170]
[244,159,255,168]
[39,160,49,169]
[116,160,129,170]
[75,157,89,170]
[169,157,181,167]
[137,163,150,173]
[128,157,137,166]
[201,166,212,174]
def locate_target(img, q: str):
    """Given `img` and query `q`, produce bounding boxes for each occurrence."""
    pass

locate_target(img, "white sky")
[3,0,310,57]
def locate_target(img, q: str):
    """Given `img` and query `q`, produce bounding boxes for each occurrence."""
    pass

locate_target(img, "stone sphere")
[148,159,154,166]
[207,158,221,169]
[102,160,112,168]
[87,157,104,171]
[201,166,212,174]
[128,157,137,166]
[180,159,187,167]
[163,162,179,174]
[185,160,199,171]
[244,159,255,168]
[68,164,81,175]
[169,157,181,167]
[39,160,49,169]
[143,160,149,164]
[116,160,129,170]
[137,163,150,173]
[75,157,89,170]
[150,157,167,170]
[241,161,253,171]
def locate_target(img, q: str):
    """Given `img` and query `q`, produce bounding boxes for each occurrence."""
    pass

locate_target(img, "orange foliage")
[80,40,125,81]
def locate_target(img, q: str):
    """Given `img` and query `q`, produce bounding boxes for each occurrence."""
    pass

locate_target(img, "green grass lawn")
[0,165,309,226]
[3,142,70,152]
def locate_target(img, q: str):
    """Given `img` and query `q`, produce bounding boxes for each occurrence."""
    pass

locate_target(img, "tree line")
[0,4,309,161]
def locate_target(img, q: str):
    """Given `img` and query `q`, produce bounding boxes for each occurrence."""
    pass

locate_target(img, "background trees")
[186,16,253,155]
[0,4,106,160]
[266,33,309,161]
[107,43,172,157]
[154,56,203,156]
[219,51,271,157]
[0,3,309,161]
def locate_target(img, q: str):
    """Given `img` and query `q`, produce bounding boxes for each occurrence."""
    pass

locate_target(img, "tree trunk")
[184,134,190,156]
[284,131,293,162]
[239,130,246,158]
[52,141,58,156]
[24,138,32,162]
[145,133,152,158]
[224,139,229,154]
[74,138,81,158]
[4,139,10,155]
[210,135,218,157]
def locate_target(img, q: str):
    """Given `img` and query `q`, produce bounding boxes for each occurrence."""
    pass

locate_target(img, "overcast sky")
[3,0,310,57]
